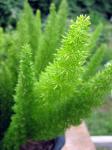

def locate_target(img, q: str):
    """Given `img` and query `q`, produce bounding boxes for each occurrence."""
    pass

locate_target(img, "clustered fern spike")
[1,32,19,100]
[35,1,68,78]
[37,15,91,100]
[26,4,41,59]
[33,16,112,139]
[35,3,57,77]
[55,0,68,48]
[0,63,13,140]
[3,45,36,150]
[7,33,19,73]
[2,1,112,149]
[0,63,13,101]
[0,0,68,144]
[33,16,112,140]
[17,0,41,59]
[83,44,106,80]
[88,22,103,51]
[17,11,29,49]
[55,63,112,128]
[85,63,112,107]
[34,10,42,54]
[33,15,91,139]
[0,32,18,141]
[34,9,42,68]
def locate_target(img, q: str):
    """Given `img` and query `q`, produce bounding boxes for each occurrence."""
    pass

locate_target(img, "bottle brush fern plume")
[0,0,68,145]
[3,15,112,150]
[35,0,68,78]
[3,45,36,150]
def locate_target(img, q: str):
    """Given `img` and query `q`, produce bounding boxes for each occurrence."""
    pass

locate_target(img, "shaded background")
[0,0,112,29]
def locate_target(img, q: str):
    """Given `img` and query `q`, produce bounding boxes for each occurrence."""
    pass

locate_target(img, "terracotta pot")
[62,122,96,150]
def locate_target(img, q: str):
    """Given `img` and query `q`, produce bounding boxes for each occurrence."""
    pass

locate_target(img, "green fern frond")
[32,15,91,139]
[35,1,68,78]
[89,23,103,51]
[3,44,36,150]
[2,1,112,148]
[37,15,90,105]
[35,3,57,77]
[83,44,106,80]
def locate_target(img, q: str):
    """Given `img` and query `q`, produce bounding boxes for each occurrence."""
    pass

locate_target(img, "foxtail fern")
[3,45,36,150]
[89,23,103,51]
[32,16,112,140]
[83,44,106,80]
[2,7,112,150]
[0,0,68,144]
[35,0,68,77]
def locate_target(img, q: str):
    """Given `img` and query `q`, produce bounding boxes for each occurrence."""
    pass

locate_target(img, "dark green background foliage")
[0,0,112,28]
[29,0,51,15]
[0,0,23,28]
[67,0,112,18]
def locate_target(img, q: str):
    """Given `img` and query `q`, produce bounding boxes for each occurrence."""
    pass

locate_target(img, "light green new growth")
[33,15,91,139]
[35,0,68,77]
[83,44,106,80]
[32,16,112,140]
[37,15,90,103]
[3,45,36,150]
[86,63,112,107]
[56,63,112,128]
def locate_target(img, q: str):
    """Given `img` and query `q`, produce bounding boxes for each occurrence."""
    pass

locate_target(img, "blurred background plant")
[0,0,23,29]
[86,96,112,135]
[0,0,112,29]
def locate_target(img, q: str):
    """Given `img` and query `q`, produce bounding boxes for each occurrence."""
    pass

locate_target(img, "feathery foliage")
[34,10,42,57]
[83,44,106,80]
[32,16,112,140]
[3,45,36,150]
[35,0,68,78]
[0,32,17,141]
[1,1,112,149]
[32,15,91,139]
[55,0,68,48]
[0,0,69,141]
[35,3,57,77]
[88,23,103,51]
[36,15,91,109]
[17,1,42,60]
[0,63,13,140]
